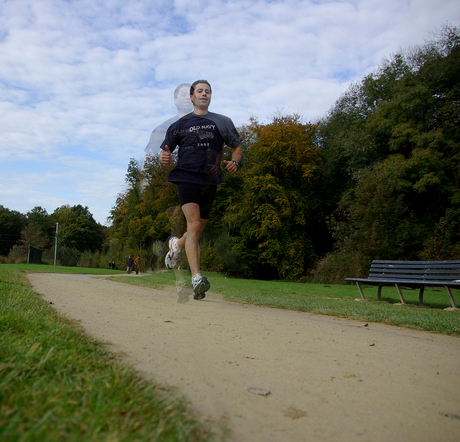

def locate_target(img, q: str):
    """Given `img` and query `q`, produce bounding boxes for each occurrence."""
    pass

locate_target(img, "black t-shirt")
[161,112,241,185]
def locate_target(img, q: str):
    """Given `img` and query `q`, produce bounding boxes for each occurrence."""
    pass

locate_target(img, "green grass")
[0,265,213,442]
[112,269,460,336]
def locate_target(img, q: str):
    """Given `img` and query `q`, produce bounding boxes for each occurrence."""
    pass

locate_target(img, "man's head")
[174,83,193,114]
[190,80,212,113]
[190,80,212,95]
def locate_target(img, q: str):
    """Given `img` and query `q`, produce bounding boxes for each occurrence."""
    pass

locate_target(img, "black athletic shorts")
[177,183,217,220]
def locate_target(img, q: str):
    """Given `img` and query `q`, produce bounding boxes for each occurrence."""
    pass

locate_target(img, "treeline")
[107,25,459,281]
[2,25,458,282]
[0,205,106,267]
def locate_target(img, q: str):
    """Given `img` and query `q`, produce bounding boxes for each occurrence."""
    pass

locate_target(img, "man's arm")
[223,146,242,174]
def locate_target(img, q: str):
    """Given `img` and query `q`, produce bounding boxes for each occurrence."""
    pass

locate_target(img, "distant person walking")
[160,80,242,300]
[134,255,141,275]
[126,255,134,274]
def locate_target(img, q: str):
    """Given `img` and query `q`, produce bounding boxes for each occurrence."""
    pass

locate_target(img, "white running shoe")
[192,274,210,300]
[165,236,181,269]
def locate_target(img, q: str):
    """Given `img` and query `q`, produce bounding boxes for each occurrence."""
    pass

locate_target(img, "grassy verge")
[0,265,212,442]
[112,270,460,336]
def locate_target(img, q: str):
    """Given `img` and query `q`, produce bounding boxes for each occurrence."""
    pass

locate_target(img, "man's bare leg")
[181,203,207,275]
[176,232,187,249]
[180,203,210,298]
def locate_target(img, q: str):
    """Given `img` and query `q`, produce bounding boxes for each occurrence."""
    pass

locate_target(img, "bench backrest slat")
[373,260,460,265]
[367,260,460,282]
[372,264,460,271]
[371,268,460,274]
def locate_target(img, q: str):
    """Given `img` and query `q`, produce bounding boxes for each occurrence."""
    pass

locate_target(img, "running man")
[159,80,242,299]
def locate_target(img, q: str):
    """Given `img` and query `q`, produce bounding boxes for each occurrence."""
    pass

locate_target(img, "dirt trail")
[27,273,460,442]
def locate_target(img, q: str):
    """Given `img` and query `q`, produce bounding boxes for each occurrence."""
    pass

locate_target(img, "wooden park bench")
[346,260,460,310]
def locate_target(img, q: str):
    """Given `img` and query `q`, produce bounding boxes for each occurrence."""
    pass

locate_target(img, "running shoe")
[192,275,210,300]
[165,236,181,269]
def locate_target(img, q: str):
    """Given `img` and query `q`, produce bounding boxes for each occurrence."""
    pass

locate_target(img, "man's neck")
[193,108,209,116]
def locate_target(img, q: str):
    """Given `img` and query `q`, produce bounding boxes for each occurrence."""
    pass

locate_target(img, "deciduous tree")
[0,206,26,256]
[226,115,323,279]
[51,205,104,253]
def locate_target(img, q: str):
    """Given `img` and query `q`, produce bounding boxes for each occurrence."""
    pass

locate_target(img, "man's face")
[191,83,211,111]
[175,87,193,113]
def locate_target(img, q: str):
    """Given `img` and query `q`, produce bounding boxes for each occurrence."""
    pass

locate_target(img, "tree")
[51,205,104,253]
[332,156,424,261]
[108,156,176,253]
[226,115,323,279]
[0,206,26,256]
[21,207,54,250]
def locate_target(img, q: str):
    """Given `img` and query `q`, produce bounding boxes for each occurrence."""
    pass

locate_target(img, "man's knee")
[187,219,202,235]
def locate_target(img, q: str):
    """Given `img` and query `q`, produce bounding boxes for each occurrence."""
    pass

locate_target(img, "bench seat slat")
[368,273,460,281]
[370,267,460,275]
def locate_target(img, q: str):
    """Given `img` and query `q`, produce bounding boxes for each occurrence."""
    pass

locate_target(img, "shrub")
[311,250,370,284]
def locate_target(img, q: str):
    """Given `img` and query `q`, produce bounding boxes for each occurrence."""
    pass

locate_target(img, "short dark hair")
[190,80,212,95]
[174,83,191,99]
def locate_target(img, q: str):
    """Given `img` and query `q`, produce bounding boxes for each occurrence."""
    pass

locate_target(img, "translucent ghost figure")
[144,83,193,157]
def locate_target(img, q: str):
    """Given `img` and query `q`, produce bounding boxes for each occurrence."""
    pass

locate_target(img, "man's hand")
[207,164,222,177]
[223,160,238,174]
[159,145,172,165]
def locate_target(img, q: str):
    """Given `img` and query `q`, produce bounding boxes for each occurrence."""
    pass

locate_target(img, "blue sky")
[1,0,459,224]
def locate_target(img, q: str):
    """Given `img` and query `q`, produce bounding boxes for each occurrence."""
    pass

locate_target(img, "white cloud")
[0,0,459,223]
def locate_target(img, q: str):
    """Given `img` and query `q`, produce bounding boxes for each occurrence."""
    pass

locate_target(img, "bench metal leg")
[356,282,366,300]
[444,286,458,309]
[377,285,382,301]
[418,287,424,306]
[395,284,407,304]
